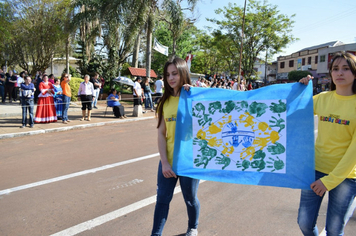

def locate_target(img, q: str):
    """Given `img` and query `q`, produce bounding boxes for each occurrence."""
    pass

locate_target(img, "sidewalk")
[0,100,156,140]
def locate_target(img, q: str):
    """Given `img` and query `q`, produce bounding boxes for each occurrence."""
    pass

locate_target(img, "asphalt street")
[0,118,355,236]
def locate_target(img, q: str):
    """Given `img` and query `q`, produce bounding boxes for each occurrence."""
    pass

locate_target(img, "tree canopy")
[0,0,298,82]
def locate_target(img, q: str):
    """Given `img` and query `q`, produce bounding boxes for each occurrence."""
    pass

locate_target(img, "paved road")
[1,119,355,236]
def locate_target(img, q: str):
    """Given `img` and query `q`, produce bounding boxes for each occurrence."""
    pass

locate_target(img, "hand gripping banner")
[172,82,315,190]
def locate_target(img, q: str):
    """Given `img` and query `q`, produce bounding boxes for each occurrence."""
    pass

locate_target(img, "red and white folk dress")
[34,82,57,123]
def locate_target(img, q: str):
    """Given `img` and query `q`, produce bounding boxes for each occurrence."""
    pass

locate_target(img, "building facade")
[276,41,344,80]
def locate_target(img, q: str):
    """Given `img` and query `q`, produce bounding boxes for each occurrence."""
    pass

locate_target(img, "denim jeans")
[21,98,34,126]
[62,95,71,121]
[151,162,200,236]
[144,92,153,109]
[153,92,162,104]
[298,171,356,236]
[92,89,100,107]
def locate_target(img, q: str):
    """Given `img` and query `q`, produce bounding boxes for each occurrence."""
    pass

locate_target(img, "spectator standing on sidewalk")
[0,69,5,103]
[53,78,63,120]
[143,77,154,112]
[133,76,145,113]
[34,72,43,104]
[61,73,71,124]
[154,75,164,105]
[78,75,95,121]
[20,76,36,128]
[4,70,16,103]
[151,57,200,236]
[48,74,55,84]
[90,72,101,109]
[16,71,25,103]
[99,76,105,100]
[34,75,57,123]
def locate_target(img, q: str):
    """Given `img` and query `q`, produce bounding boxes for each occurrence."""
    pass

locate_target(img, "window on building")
[308,57,311,65]
[302,58,305,65]
[280,62,285,69]
[315,56,318,64]
[320,55,326,62]
[289,60,294,67]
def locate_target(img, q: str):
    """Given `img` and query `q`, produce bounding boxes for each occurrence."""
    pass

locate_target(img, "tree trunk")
[66,35,70,74]
[132,34,141,68]
[146,21,152,79]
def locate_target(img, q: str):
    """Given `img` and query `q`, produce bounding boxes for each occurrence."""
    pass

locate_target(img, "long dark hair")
[329,52,356,93]
[156,57,191,128]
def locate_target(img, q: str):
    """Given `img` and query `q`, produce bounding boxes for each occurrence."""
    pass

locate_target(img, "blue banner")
[173,82,315,190]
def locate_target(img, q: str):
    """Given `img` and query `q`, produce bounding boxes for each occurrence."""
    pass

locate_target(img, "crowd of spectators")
[193,75,260,91]
[0,68,115,128]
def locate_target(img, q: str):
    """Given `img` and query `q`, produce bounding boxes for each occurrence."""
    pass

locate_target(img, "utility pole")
[238,0,247,83]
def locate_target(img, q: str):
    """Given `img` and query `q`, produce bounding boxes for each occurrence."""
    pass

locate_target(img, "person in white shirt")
[133,76,146,113]
[16,71,26,102]
[78,75,95,121]
[232,79,239,90]
[154,75,164,105]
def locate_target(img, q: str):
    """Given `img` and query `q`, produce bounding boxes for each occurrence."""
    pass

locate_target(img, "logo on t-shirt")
[166,116,177,122]
[320,114,350,125]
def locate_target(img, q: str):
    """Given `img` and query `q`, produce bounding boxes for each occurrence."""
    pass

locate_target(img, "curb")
[0,116,155,140]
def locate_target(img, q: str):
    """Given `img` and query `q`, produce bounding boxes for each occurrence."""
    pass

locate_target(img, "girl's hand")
[310,179,327,197]
[183,84,191,91]
[161,162,177,178]
[299,75,313,85]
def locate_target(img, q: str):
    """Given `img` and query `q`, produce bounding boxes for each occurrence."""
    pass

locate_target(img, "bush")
[288,70,312,81]
[63,66,81,78]
[69,77,83,101]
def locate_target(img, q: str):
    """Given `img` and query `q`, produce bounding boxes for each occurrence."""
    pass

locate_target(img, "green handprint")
[269,99,286,113]
[267,142,285,155]
[236,159,250,171]
[215,154,231,170]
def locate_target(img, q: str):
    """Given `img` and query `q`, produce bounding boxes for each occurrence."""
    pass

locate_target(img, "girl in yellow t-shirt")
[298,52,356,236]
[151,58,200,236]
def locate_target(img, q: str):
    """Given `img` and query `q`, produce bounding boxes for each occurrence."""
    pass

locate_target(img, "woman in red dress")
[34,75,57,123]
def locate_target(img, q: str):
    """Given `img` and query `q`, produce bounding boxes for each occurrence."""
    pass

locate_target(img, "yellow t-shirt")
[162,96,180,166]
[314,91,356,190]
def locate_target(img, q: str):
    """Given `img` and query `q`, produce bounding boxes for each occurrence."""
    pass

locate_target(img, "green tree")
[288,70,312,82]
[72,0,149,84]
[0,1,15,67]
[208,0,297,79]
[3,0,73,75]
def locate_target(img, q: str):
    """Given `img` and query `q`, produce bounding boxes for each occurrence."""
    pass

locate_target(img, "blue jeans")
[144,92,153,109]
[92,89,100,107]
[21,98,34,126]
[153,92,162,104]
[298,171,356,236]
[62,95,71,121]
[151,162,200,236]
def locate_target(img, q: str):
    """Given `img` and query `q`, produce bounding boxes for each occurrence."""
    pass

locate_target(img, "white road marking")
[319,228,326,236]
[0,153,159,196]
[51,180,206,236]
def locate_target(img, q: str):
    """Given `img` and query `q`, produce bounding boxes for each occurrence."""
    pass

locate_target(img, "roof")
[128,67,157,78]
[297,41,343,52]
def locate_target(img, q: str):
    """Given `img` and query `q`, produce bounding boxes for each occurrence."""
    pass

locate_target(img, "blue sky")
[186,0,356,60]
